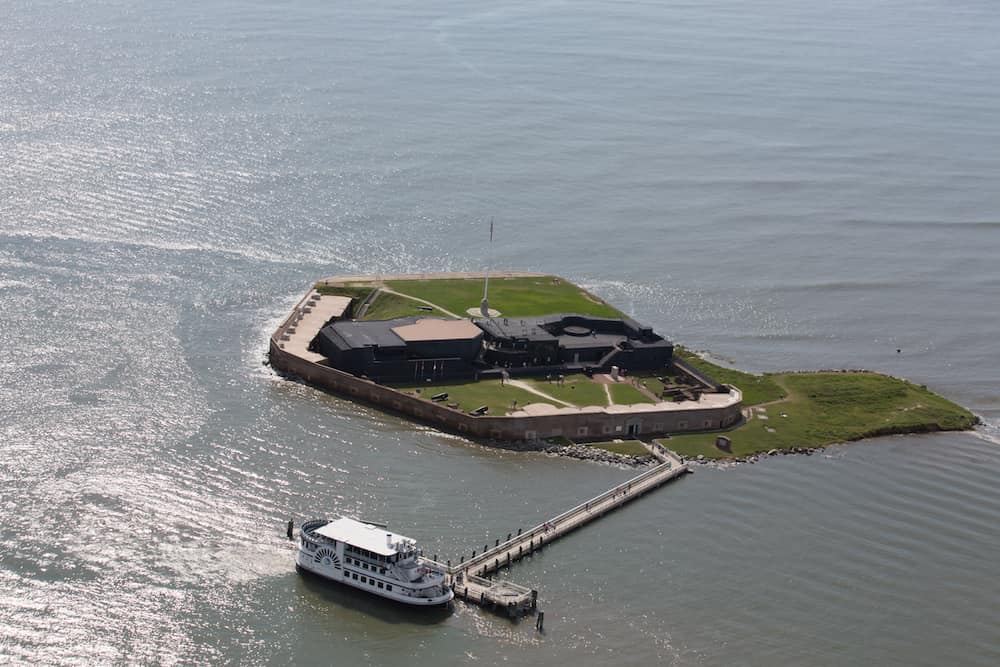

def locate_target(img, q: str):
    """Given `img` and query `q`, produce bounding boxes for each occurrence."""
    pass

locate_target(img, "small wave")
[840,219,1000,230]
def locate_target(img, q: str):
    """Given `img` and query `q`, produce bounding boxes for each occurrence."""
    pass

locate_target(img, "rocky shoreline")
[683,445,825,467]
[544,444,656,467]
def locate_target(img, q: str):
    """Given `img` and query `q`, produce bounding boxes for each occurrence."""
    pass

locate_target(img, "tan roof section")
[391,318,483,342]
[281,292,352,363]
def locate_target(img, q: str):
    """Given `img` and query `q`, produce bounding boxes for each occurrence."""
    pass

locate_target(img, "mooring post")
[517,527,522,535]
[472,550,476,558]
[536,611,545,632]
[447,559,451,568]
[507,532,511,541]
[286,519,294,540]
[495,538,499,547]
[484,544,488,552]
[460,555,465,563]
[433,554,437,562]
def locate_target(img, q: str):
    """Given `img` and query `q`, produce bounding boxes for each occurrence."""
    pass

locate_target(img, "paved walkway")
[377,287,464,319]
[506,380,575,407]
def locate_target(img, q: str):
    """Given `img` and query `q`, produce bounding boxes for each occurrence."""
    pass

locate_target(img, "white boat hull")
[296,543,453,607]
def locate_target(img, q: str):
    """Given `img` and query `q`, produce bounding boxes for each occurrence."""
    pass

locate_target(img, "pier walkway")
[424,443,689,616]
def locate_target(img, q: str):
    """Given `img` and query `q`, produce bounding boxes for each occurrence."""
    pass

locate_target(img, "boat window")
[386,585,392,592]
[352,573,358,580]
[360,576,367,584]
[377,582,384,589]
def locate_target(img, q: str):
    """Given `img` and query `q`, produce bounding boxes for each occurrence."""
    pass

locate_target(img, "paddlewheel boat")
[296,517,453,606]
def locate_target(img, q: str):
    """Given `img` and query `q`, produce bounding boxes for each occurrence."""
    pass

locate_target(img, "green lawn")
[675,347,786,406]
[392,379,540,416]
[660,371,977,459]
[384,276,623,319]
[608,382,655,405]
[314,283,375,301]
[361,291,449,321]
[523,374,608,406]
[587,440,649,456]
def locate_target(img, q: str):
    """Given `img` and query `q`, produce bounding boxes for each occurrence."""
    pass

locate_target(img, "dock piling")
[286,519,294,540]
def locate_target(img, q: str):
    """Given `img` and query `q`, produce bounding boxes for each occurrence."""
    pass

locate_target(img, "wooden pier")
[423,443,690,617]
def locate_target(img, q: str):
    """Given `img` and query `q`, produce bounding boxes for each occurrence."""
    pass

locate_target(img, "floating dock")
[423,443,689,617]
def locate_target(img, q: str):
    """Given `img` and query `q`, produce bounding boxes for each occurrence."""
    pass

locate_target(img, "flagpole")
[481,218,493,317]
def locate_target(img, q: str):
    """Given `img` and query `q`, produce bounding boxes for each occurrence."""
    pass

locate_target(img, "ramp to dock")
[425,443,689,617]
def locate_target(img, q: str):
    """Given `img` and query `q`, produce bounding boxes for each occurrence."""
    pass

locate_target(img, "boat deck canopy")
[314,517,415,556]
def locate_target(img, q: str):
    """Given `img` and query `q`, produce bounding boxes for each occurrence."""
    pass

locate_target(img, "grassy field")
[608,382,654,405]
[523,374,608,406]
[362,291,448,320]
[314,283,375,301]
[661,371,977,459]
[675,347,786,406]
[393,379,539,416]
[384,276,622,319]
[587,440,649,456]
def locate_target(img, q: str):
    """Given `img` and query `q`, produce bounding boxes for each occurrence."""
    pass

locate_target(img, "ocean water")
[2,0,999,664]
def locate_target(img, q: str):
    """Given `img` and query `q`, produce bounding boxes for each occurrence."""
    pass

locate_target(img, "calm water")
[2,0,999,664]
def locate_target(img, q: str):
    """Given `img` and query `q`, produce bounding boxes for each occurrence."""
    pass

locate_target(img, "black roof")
[321,318,419,351]
[474,317,558,343]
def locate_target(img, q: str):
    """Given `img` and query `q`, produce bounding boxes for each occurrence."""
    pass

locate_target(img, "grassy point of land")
[660,370,976,460]
[586,440,649,456]
[385,276,623,319]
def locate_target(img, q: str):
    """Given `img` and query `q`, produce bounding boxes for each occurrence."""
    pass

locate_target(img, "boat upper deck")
[311,517,416,557]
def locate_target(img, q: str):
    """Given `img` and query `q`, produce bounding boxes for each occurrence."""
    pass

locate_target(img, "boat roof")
[314,517,416,556]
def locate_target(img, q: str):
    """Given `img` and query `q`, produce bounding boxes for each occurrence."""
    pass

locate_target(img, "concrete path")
[377,287,464,319]
[506,380,575,407]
